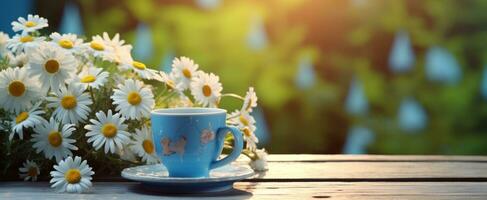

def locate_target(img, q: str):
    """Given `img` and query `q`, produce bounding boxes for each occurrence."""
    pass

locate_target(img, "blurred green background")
[3,0,487,155]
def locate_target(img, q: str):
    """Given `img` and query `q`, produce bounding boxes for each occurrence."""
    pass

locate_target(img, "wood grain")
[265,154,487,162]
[250,161,487,181]
[2,182,487,199]
[236,182,487,199]
[96,160,487,182]
[3,155,487,199]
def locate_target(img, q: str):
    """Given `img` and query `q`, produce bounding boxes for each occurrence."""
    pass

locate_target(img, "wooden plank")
[265,154,487,162]
[2,182,487,199]
[27,160,487,182]
[249,161,487,181]
[235,182,487,199]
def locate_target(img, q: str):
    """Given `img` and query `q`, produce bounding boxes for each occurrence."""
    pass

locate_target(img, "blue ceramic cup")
[151,107,243,177]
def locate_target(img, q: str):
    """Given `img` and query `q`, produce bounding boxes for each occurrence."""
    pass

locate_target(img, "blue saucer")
[121,164,255,193]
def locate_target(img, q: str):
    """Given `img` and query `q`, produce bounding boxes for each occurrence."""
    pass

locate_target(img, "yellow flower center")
[27,167,38,177]
[142,140,155,154]
[202,85,212,97]
[8,81,26,97]
[48,131,63,147]
[44,59,60,74]
[16,112,29,124]
[239,115,249,126]
[166,80,175,90]
[20,36,33,43]
[243,127,252,137]
[90,41,104,51]
[80,75,96,83]
[61,95,77,109]
[25,21,36,27]
[132,61,146,70]
[58,39,74,49]
[102,123,117,138]
[127,92,142,105]
[65,169,81,184]
[182,68,192,78]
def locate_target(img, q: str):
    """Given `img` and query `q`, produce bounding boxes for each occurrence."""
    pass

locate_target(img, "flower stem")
[221,93,244,100]
[159,91,179,103]
[224,146,257,160]
[242,149,257,160]
[89,87,95,104]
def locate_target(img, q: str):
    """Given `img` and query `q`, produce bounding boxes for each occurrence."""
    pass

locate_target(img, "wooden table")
[2,154,487,199]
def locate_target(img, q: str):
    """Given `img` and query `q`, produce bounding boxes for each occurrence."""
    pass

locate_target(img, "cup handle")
[210,126,243,169]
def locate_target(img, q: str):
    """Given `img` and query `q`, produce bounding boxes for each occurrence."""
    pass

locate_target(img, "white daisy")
[129,126,159,164]
[10,102,45,140]
[31,118,78,162]
[167,94,194,108]
[7,34,44,54]
[242,125,259,151]
[242,87,258,112]
[100,32,132,64]
[111,73,126,86]
[155,71,181,91]
[250,149,268,171]
[76,65,109,90]
[27,44,77,92]
[0,67,42,113]
[171,56,200,90]
[11,14,48,35]
[190,72,222,107]
[50,156,94,193]
[85,110,131,154]
[229,110,256,127]
[228,110,258,150]
[46,83,92,124]
[111,79,155,120]
[49,32,83,52]
[0,32,9,55]
[7,52,28,67]
[120,60,157,80]
[118,147,138,162]
[19,160,40,181]
[83,34,115,62]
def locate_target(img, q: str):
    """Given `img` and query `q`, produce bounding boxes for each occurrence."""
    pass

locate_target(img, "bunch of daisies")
[0,14,268,193]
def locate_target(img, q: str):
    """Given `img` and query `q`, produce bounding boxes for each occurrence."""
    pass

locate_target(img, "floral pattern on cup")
[160,136,187,156]
[200,129,215,144]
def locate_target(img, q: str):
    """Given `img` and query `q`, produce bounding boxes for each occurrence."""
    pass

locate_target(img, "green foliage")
[72,0,487,155]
